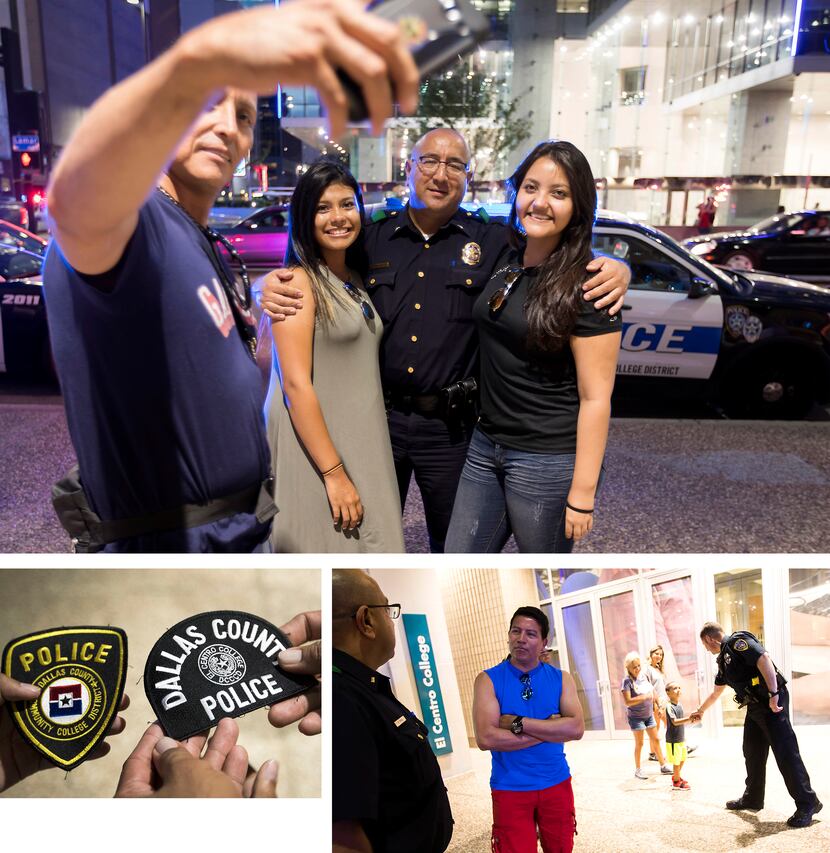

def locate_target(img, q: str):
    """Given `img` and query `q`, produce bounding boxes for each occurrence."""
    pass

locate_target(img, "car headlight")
[690,241,717,255]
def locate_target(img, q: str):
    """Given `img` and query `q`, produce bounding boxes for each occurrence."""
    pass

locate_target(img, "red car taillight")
[19,208,29,229]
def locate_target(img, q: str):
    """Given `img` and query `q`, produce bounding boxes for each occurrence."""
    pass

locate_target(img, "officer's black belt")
[52,466,276,552]
[386,391,444,415]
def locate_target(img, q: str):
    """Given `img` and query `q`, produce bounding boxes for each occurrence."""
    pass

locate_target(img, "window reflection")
[789,569,830,724]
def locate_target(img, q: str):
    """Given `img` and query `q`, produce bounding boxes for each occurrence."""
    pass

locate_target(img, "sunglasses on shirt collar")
[488,267,523,315]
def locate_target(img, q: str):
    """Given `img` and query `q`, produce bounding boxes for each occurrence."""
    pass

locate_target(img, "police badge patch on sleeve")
[733,638,749,651]
[2,626,128,770]
[144,610,316,740]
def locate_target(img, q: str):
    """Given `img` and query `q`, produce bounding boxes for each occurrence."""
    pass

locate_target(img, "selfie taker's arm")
[566,330,621,541]
[48,0,418,273]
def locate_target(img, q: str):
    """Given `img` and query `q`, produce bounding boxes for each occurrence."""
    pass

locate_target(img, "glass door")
[557,581,642,739]
[645,572,708,722]
[560,599,608,737]
[596,587,641,738]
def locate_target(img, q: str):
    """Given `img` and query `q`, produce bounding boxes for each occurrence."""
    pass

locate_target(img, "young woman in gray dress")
[265,160,404,552]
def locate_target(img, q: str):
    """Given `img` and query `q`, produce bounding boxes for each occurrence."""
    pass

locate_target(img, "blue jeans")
[446,427,599,553]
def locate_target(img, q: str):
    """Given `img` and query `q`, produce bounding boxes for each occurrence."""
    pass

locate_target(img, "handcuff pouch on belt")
[51,465,276,552]
[734,671,787,707]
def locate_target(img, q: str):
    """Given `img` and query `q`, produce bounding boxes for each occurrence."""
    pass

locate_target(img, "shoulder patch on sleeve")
[733,638,749,652]
[371,209,388,223]
[476,207,490,223]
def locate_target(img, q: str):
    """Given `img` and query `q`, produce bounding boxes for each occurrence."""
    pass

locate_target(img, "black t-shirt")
[666,701,685,743]
[332,649,453,853]
[473,252,622,453]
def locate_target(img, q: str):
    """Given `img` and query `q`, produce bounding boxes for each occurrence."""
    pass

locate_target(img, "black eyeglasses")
[488,267,523,315]
[332,603,402,620]
[343,281,375,320]
[520,673,533,701]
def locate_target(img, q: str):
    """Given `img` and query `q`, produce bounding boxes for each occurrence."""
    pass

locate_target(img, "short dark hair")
[510,606,549,640]
[700,621,724,640]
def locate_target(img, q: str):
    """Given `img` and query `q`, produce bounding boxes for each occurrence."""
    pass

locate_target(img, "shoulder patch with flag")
[2,626,128,770]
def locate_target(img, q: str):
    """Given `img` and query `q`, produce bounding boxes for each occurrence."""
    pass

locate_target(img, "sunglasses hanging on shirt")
[156,186,258,360]
[488,266,524,315]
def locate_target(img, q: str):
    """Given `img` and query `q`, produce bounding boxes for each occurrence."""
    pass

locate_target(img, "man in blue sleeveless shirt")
[43,0,419,552]
[473,606,584,853]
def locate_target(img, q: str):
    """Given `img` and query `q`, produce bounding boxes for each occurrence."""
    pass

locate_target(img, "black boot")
[787,799,823,828]
[725,796,763,810]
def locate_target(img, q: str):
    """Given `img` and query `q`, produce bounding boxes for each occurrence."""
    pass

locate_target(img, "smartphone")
[341,0,492,122]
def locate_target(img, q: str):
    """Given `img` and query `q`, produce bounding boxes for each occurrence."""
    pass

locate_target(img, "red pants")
[491,777,576,853]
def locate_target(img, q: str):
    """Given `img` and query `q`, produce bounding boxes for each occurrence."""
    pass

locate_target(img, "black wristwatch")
[510,715,524,735]
[768,690,780,698]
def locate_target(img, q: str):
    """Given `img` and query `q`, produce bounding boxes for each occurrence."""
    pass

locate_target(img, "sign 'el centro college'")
[402,613,453,756]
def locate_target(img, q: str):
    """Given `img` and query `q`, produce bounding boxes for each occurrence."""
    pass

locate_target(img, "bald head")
[413,127,471,162]
[333,569,380,622]
[332,570,397,669]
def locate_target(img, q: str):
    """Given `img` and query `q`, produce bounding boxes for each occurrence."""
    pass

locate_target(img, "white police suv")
[593,213,830,418]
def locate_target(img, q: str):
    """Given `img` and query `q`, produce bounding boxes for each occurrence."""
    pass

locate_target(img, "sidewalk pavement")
[446,725,829,852]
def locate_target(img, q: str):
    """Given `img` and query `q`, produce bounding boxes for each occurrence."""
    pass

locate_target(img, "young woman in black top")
[445,140,622,553]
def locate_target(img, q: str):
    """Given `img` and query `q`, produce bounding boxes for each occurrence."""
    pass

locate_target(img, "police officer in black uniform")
[263,128,630,552]
[332,569,453,853]
[692,621,822,828]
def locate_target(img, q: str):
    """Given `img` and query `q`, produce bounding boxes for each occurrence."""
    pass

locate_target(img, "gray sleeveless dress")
[266,268,404,552]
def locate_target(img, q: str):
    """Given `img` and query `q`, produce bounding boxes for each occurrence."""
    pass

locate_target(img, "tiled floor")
[447,725,829,851]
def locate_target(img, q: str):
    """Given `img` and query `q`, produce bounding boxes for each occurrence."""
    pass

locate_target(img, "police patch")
[2,626,128,770]
[144,610,316,740]
[733,638,749,651]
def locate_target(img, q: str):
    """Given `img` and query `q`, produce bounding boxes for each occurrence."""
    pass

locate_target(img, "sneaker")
[687,744,697,754]
[648,752,658,761]
[660,764,673,774]
[634,768,648,780]
[672,778,691,790]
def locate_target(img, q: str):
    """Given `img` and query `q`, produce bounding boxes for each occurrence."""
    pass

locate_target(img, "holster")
[51,466,276,553]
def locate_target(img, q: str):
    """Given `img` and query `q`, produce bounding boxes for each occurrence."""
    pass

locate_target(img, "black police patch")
[144,610,316,740]
[2,626,128,770]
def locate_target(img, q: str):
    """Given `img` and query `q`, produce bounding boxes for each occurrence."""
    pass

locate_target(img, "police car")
[594,213,830,418]
[0,243,49,377]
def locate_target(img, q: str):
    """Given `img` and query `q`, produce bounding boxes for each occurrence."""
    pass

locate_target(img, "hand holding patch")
[145,611,316,740]
[2,627,129,775]
[269,610,322,736]
[115,718,277,798]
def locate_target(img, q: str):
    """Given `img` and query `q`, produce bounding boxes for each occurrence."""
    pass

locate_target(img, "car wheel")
[723,252,755,271]
[723,355,815,419]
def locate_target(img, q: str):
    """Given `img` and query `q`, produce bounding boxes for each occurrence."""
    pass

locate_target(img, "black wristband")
[566,501,594,514]
[769,691,779,697]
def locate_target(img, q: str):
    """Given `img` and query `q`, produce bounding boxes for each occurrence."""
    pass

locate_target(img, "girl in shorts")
[621,651,672,779]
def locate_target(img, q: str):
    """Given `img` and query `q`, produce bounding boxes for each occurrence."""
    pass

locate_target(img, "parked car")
[0,194,30,230]
[0,218,47,256]
[213,205,289,269]
[597,213,830,418]
[683,210,830,284]
[0,244,50,377]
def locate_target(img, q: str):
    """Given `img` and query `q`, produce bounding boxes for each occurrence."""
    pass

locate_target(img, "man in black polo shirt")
[332,569,453,853]
[691,621,822,828]
[263,128,630,552]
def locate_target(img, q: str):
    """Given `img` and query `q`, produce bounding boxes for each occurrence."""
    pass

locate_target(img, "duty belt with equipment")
[385,376,478,418]
[51,465,276,552]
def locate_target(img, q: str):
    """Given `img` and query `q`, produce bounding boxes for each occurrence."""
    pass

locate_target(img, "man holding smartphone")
[262,127,630,552]
[44,0,418,552]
